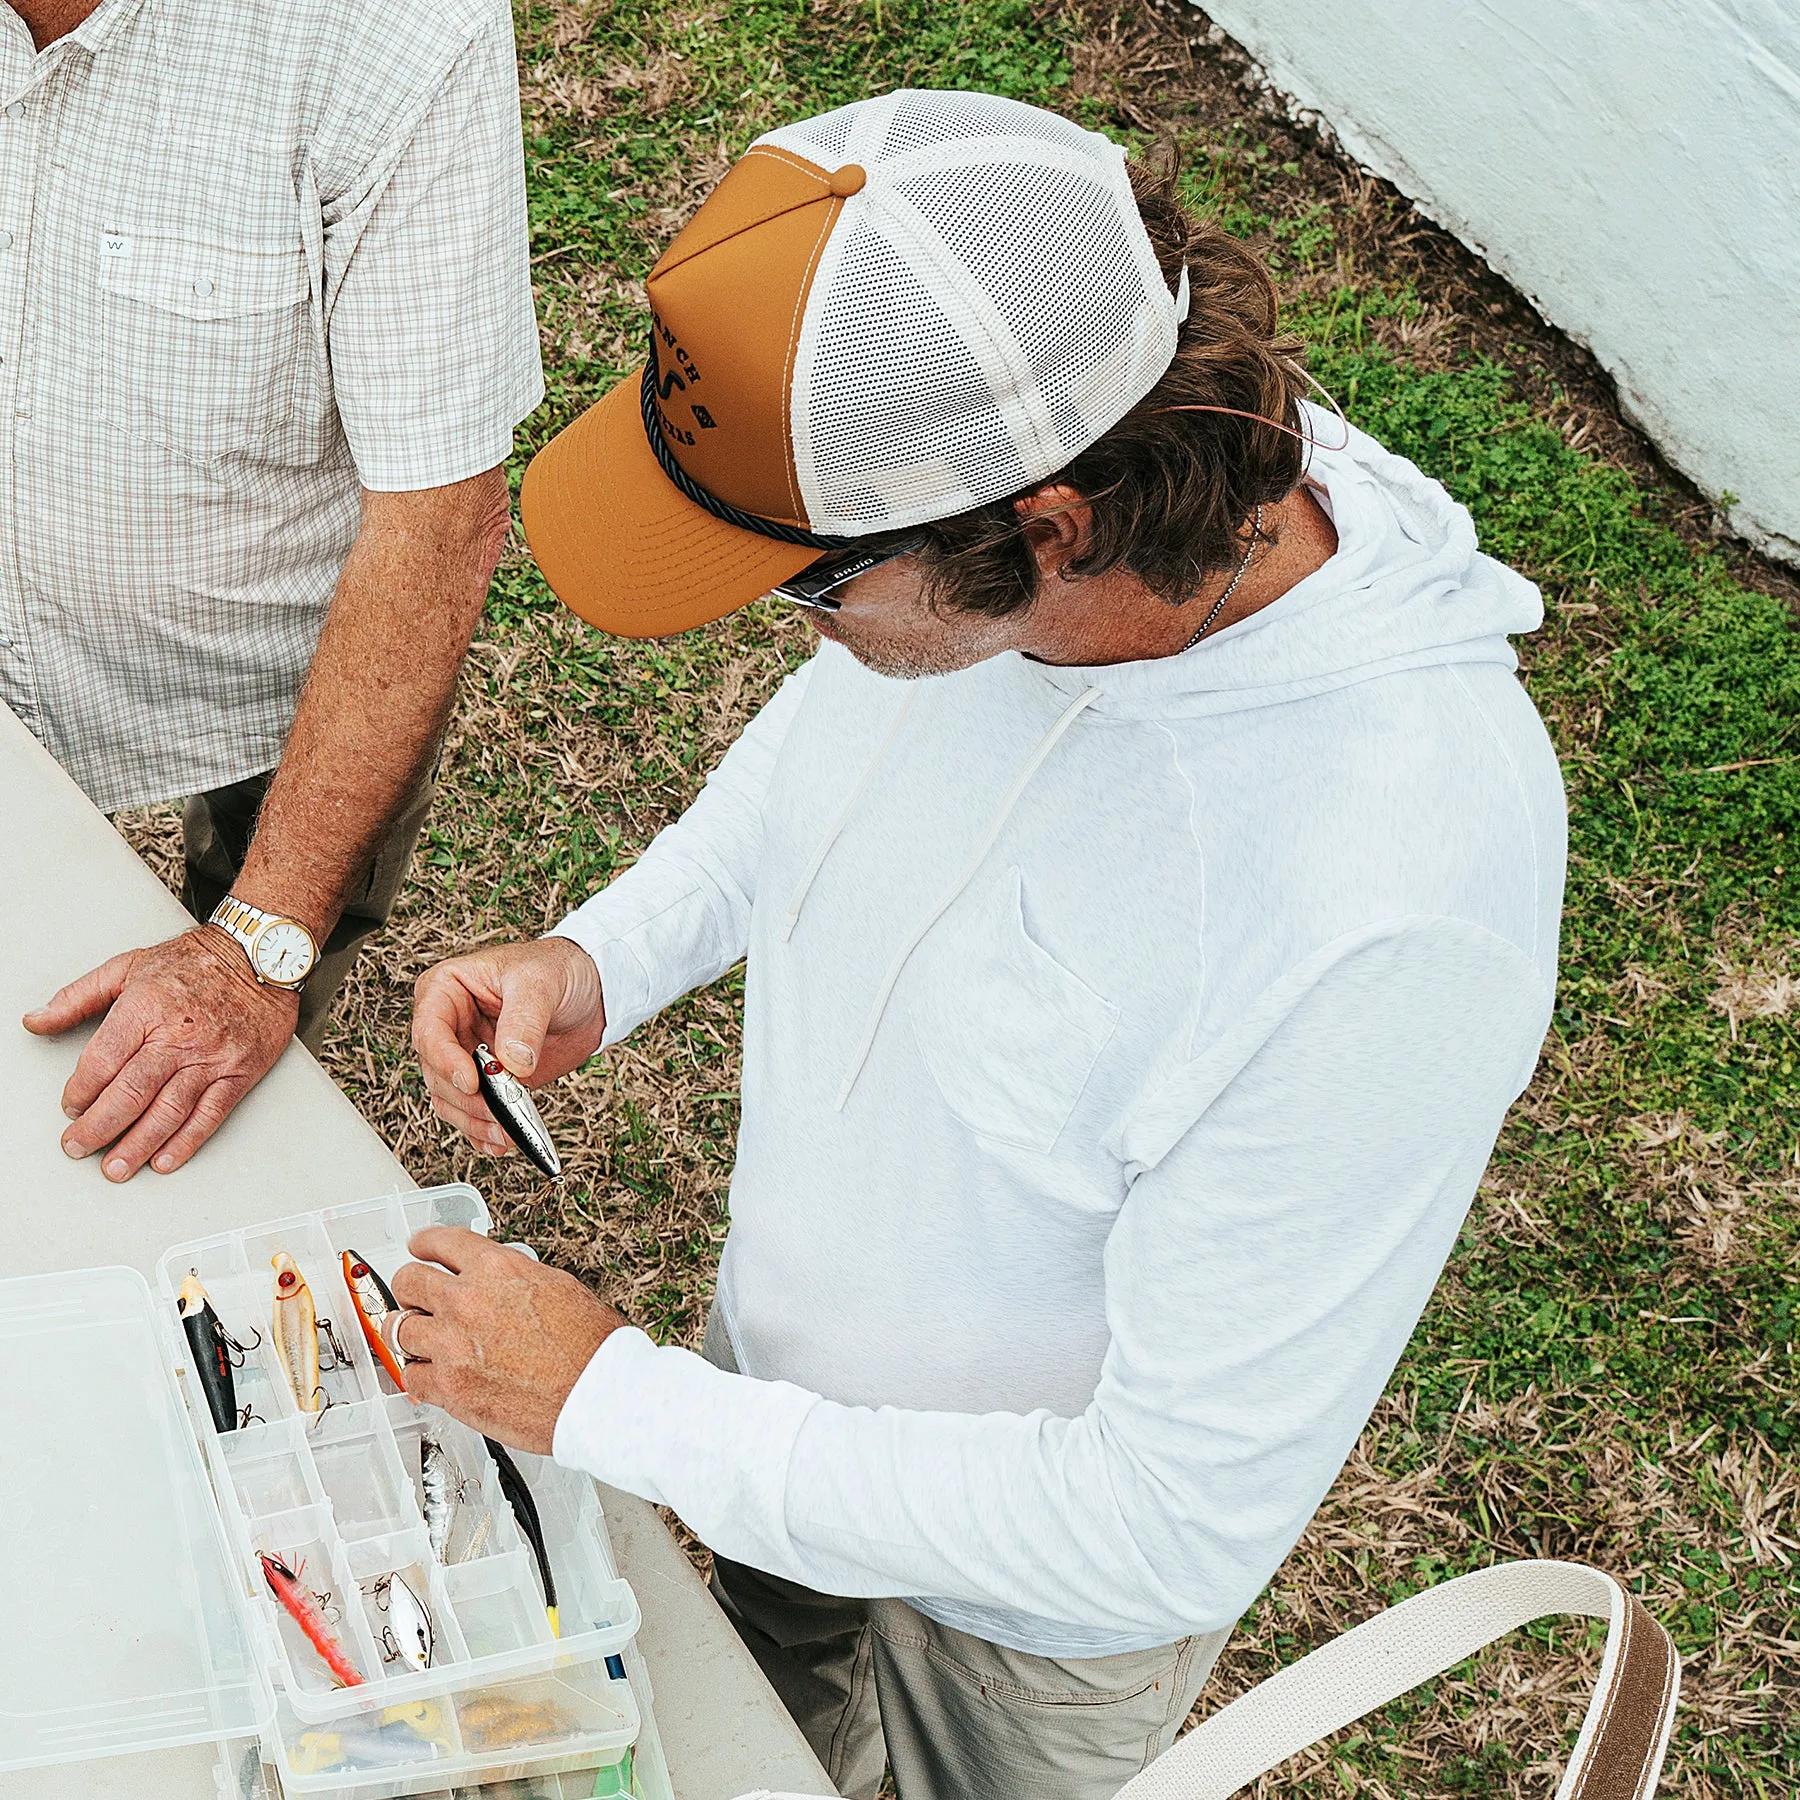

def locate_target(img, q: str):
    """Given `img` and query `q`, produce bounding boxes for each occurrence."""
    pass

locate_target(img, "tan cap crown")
[523,90,1183,639]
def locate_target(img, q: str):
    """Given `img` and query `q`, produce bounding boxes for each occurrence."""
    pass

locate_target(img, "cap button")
[829,163,867,198]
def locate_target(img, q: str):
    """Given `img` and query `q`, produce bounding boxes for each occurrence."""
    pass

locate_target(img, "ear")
[1013,484,1093,582]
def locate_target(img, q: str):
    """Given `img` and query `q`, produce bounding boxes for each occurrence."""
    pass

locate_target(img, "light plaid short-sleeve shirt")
[0,0,543,811]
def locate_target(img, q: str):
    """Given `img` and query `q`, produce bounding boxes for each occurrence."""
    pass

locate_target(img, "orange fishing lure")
[341,1249,408,1394]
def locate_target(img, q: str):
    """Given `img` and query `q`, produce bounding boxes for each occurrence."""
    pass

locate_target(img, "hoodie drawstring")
[833,685,1103,1111]
[782,687,919,941]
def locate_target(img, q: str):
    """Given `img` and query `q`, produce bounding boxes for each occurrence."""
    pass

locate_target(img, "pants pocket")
[868,1606,1221,1800]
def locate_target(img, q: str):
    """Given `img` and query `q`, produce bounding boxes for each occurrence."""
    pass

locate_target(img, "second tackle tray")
[154,1186,646,1798]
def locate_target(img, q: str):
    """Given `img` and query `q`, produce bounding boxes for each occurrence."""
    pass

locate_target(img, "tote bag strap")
[1114,1560,1679,1800]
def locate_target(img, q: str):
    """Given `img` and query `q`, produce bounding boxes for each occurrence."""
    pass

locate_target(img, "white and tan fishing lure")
[271,1253,321,1414]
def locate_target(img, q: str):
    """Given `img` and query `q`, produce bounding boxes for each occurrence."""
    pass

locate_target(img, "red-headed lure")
[473,1043,561,1179]
[342,1250,408,1395]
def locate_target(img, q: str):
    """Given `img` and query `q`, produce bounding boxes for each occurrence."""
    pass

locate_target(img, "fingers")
[491,966,566,1081]
[398,1321,457,1406]
[145,1078,250,1175]
[90,1065,215,1182]
[57,979,154,1120]
[41,932,290,1176]
[413,961,496,1099]
[61,1037,176,1162]
[395,1308,451,1368]
[403,1225,498,1278]
[429,1086,511,1157]
[22,951,135,1038]
[421,1057,495,1122]
[390,1256,460,1315]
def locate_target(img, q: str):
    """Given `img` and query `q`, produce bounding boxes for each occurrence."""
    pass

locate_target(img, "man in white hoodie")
[393,91,1566,1800]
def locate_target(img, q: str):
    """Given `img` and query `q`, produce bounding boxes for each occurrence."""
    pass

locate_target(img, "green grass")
[297,4,1800,1791]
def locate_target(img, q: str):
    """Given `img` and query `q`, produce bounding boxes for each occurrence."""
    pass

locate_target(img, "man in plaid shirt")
[6,0,542,1176]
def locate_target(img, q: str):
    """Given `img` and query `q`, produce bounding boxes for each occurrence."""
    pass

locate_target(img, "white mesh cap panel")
[759,90,1180,535]
[760,88,1102,169]
[802,219,1037,523]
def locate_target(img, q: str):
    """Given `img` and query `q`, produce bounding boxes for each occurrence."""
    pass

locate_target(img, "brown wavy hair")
[903,146,1311,618]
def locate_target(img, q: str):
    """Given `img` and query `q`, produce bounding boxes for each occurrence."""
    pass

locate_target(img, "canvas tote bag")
[731,1559,1681,1800]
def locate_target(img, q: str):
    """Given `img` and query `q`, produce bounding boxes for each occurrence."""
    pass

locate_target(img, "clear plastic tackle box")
[0,1185,669,1800]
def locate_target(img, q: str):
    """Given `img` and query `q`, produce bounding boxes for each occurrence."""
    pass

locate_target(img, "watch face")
[253,920,316,985]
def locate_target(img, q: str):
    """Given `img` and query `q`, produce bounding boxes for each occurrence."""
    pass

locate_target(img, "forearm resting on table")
[234,465,511,934]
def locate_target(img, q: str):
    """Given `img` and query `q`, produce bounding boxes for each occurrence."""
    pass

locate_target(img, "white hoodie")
[550,409,1566,1657]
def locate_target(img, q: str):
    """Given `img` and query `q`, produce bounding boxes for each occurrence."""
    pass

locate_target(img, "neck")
[14,0,104,50]
[1024,485,1339,668]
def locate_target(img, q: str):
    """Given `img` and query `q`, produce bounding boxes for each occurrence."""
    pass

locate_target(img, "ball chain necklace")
[1183,504,1263,652]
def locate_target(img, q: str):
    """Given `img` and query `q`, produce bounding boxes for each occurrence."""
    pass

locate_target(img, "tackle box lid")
[0,1263,276,1773]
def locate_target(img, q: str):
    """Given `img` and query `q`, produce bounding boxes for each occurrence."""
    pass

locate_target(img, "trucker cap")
[522,88,1189,638]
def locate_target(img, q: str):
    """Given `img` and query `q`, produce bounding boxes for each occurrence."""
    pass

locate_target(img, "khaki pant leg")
[182,759,438,1053]
[709,1557,885,1800]
[866,1600,1232,1800]
[701,1312,886,1798]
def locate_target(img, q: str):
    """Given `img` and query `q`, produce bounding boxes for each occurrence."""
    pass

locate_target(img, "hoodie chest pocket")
[908,869,1119,1153]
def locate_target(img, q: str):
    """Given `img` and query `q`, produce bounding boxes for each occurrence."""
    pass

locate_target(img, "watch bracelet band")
[210,895,269,942]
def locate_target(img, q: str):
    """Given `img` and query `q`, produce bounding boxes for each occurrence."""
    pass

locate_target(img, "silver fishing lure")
[421,1436,461,1562]
[473,1043,561,1179]
[369,1571,434,1672]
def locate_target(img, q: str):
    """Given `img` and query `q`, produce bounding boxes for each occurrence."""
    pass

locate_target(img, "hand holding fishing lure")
[388,1226,625,1458]
[410,936,605,1163]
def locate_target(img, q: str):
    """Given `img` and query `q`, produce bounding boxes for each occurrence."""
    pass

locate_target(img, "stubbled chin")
[809,615,994,680]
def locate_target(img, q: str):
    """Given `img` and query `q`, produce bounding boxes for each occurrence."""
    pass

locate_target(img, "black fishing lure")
[177,1270,243,1433]
[485,1435,559,1634]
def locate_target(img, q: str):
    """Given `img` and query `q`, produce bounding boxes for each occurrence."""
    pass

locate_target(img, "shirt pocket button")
[99,236,307,461]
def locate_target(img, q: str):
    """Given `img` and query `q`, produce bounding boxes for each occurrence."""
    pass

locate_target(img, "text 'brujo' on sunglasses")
[771,531,931,611]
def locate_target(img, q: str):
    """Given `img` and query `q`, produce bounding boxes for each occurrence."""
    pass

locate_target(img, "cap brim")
[520,367,822,638]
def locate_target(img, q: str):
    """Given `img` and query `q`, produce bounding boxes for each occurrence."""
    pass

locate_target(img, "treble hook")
[237,1402,266,1429]
[316,1315,352,1373]
[213,1318,261,1367]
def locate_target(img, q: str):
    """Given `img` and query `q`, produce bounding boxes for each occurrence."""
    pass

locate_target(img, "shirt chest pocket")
[907,868,1120,1153]
[100,236,309,462]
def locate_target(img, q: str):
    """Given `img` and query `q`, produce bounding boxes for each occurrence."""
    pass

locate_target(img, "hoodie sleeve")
[549,658,816,1045]
[552,916,1552,1642]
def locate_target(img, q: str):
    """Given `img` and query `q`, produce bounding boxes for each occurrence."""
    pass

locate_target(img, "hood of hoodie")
[1028,402,1543,720]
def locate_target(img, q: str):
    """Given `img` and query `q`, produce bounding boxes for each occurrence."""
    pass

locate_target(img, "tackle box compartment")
[0,1186,657,1800]
[213,1638,676,1800]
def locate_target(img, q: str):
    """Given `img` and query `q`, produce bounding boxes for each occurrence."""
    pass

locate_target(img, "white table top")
[0,701,833,1800]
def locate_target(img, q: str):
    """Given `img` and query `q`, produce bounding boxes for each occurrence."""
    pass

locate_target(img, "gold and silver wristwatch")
[208,895,319,990]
